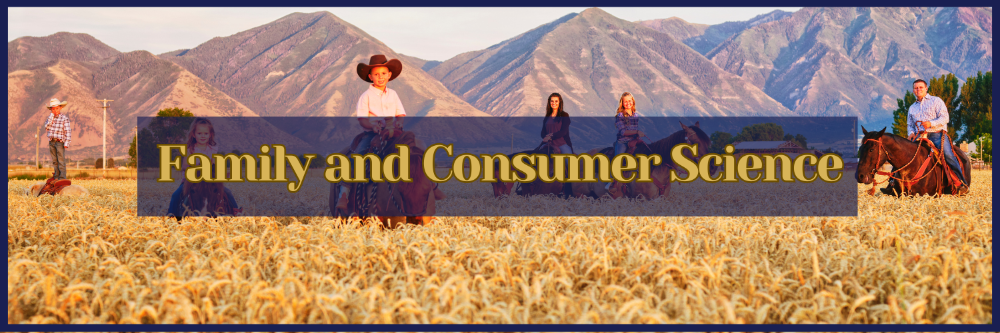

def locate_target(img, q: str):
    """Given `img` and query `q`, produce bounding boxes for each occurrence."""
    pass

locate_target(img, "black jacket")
[540,111,572,150]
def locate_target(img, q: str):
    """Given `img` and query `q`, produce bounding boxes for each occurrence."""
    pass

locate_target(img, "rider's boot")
[336,190,350,210]
[605,181,622,198]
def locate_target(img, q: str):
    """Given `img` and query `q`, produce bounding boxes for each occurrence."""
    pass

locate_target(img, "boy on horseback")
[334,55,407,211]
[903,79,969,194]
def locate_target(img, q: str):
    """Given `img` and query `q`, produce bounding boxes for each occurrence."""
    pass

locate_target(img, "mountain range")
[7,7,992,159]
[705,7,992,122]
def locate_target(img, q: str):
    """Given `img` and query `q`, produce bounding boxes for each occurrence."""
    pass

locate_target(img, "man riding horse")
[882,79,969,195]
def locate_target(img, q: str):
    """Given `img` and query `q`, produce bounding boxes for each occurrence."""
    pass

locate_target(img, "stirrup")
[335,192,349,210]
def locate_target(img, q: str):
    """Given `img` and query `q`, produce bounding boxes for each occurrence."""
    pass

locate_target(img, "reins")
[864,135,943,193]
[350,132,427,222]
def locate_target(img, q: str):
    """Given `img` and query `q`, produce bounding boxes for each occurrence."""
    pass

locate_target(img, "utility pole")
[133,126,138,169]
[35,125,41,169]
[979,136,985,169]
[97,99,114,178]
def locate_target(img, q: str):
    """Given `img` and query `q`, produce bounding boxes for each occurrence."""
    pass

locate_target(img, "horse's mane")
[647,126,710,158]
[647,130,686,157]
[860,131,936,164]
[864,132,929,150]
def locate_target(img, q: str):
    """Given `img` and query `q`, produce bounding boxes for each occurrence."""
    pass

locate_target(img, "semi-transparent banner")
[136,116,858,217]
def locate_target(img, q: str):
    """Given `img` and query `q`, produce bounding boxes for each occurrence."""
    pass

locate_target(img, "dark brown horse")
[490,143,566,198]
[329,129,441,228]
[181,181,236,218]
[572,122,715,200]
[855,127,971,196]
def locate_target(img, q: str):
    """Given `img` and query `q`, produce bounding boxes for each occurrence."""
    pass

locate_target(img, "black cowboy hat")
[356,55,402,83]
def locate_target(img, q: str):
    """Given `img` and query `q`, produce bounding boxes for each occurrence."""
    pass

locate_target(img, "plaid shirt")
[44,113,72,147]
[907,95,949,134]
[615,111,639,142]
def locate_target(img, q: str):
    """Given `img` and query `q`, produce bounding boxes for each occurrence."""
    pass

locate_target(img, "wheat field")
[7,171,992,324]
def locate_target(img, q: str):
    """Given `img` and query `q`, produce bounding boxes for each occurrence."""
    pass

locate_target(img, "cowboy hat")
[356,55,402,83]
[47,98,68,108]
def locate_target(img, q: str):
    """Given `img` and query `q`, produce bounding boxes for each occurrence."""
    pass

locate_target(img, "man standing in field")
[43,98,71,180]
[905,79,968,193]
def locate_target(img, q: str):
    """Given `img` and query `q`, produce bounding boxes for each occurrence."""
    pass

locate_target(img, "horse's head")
[492,179,516,197]
[856,126,888,184]
[182,181,231,217]
[490,152,519,197]
[678,121,717,176]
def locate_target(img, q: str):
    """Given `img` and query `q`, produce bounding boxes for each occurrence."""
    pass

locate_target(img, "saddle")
[599,139,646,157]
[342,129,424,214]
[38,177,72,196]
[600,143,640,199]
[349,131,378,154]
[884,133,967,194]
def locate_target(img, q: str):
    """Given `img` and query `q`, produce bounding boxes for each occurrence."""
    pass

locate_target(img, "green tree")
[128,135,137,167]
[709,131,734,154]
[156,107,194,118]
[892,90,916,137]
[136,128,158,168]
[794,134,808,149]
[780,134,807,149]
[734,123,785,142]
[929,73,960,138]
[137,107,196,168]
[955,71,992,143]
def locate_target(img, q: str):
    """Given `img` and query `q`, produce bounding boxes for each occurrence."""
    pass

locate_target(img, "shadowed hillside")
[159,12,491,120]
[8,34,260,159]
[428,8,793,118]
[638,10,793,55]
[8,32,119,73]
[707,7,992,125]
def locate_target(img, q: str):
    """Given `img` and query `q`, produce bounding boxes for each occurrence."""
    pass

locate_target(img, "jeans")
[613,140,629,156]
[167,182,239,218]
[341,132,377,196]
[925,132,968,186]
[556,144,573,155]
[353,132,376,154]
[48,141,66,180]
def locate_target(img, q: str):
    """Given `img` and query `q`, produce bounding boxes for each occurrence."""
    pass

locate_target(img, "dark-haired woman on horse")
[541,93,574,155]
[540,93,576,197]
[606,92,646,197]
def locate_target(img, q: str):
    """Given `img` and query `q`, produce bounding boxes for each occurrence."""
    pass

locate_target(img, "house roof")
[732,141,802,149]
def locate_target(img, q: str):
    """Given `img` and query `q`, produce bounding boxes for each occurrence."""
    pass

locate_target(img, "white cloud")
[9,7,801,61]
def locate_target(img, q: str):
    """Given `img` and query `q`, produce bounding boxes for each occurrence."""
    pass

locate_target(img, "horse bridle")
[862,136,940,188]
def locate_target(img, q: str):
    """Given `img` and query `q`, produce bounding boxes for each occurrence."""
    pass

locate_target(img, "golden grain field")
[7,171,992,324]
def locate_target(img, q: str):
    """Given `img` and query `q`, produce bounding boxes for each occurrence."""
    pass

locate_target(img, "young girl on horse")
[167,118,241,219]
[606,92,646,197]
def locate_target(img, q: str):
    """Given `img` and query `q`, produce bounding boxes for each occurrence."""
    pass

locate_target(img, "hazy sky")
[9,7,801,61]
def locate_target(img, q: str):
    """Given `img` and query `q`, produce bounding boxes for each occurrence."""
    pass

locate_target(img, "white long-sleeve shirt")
[907,95,949,134]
